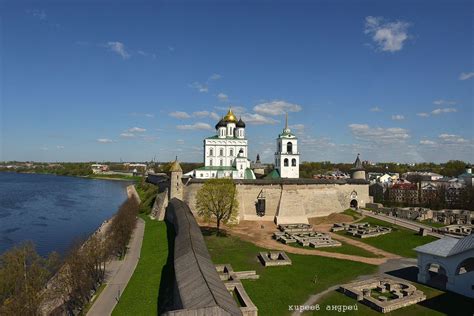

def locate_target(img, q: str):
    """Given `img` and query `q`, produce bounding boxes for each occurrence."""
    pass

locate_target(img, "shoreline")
[0,170,140,182]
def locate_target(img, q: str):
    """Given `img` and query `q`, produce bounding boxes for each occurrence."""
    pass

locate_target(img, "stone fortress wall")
[183,179,370,224]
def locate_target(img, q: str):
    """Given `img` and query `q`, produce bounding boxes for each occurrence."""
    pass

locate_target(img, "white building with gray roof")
[415,234,474,298]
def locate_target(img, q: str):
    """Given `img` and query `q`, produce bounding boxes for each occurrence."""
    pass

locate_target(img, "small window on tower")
[230,149,234,156]
[210,148,213,156]
[220,149,224,156]
[220,159,223,166]
[287,142,293,153]
[210,159,213,166]
[284,158,289,167]
[292,158,297,166]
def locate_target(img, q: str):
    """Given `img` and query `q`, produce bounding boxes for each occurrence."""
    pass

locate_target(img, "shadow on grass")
[157,220,176,315]
[385,266,419,282]
[200,226,229,237]
[418,291,474,316]
[386,266,474,316]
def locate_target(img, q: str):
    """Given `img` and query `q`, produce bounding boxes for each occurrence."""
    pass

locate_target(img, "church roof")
[265,169,281,179]
[223,108,237,123]
[169,158,182,172]
[215,117,226,129]
[244,168,256,179]
[236,117,246,128]
[415,234,474,257]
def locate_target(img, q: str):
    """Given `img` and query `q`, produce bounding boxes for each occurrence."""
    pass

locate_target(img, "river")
[0,172,131,256]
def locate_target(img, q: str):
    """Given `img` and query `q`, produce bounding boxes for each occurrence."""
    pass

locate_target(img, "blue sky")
[1,0,473,163]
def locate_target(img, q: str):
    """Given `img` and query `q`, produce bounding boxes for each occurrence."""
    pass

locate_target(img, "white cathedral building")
[187,108,256,180]
[186,108,300,180]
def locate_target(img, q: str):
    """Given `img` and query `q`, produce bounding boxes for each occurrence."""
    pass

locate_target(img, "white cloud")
[217,93,228,102]
[193,111,210,118]
[459,72,474,80]
[209,112,220,120]
[253,100,302,116]
[417,112,430,117]
[209,73,222,81]
[290,124,305,133]
[364,16,411,52]
[127,127,146,133]
[189,82,208,93]
[169,111,191,119]
[370,106,382,112]
[438,134,468,143]
[420,140,436,145]
[348,123,410,144]
[176,122,212,130]
[97,138,114,143]
[241,113,278,125]
[120,133,135,138]
[29,9,47,20]
[431,108,457,115]
[176,139,185,144]
[56,145,65,149]
[391,114,405,120]
[433,99,456,106]
[105,41,130,59]
[40,146,49,151]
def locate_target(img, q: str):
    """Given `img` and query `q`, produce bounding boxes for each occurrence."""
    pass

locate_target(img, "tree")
[196,178,239,234]
[0,242,59,316]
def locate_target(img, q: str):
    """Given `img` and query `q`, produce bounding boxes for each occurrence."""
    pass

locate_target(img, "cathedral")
[187,108,256,179]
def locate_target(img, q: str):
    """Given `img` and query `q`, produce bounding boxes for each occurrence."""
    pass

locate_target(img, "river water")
[0,172,130,256]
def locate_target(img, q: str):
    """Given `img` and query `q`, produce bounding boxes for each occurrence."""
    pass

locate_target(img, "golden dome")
[223,108,237,123]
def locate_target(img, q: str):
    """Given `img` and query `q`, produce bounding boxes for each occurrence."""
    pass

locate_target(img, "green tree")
[196,178,239,234]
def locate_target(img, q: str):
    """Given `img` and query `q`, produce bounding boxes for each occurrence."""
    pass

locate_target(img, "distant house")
[91,164,109,174]
[389,182,419,204]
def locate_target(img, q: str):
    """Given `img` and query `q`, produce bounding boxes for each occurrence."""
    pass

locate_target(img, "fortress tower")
[275,113,299,178]
[169,157,183,200]
[350,154,366,180]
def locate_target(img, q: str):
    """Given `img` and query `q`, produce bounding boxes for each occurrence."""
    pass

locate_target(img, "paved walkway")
[87,218,145,316]
[361,210,443,238]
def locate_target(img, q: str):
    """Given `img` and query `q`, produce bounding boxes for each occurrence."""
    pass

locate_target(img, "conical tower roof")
[351,154,364,171]
[169,157,182,172]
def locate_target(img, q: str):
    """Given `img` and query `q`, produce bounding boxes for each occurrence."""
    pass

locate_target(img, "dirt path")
[225,220,398,265]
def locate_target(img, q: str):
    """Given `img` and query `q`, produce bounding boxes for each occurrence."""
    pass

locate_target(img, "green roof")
[195,166,236,171]
[265,169,280,179]
[244,168,255,180]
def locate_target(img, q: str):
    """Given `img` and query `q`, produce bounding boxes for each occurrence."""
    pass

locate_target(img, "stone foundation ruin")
[258,251,292,267]
[331,222,392,238]
[216,264,259,316]
[339,277,426,313]
[274,223,342,248]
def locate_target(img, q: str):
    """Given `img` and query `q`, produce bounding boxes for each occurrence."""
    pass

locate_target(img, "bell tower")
[275,113,299,178]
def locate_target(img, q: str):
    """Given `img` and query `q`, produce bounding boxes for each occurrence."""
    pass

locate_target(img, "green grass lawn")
[311,282,474,316]
[204,231,378,316]
[342,208,362,220]
[421,219,447,228]
[289,240,382,258]
[336,217,437,258]
[112,215,171,316]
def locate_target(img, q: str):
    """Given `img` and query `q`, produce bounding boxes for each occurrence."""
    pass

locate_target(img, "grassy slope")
[205,232,378,316]
[312,282,474,316]
[112,215,169,316]
[289,241,382,258]
[337,217,437,258]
